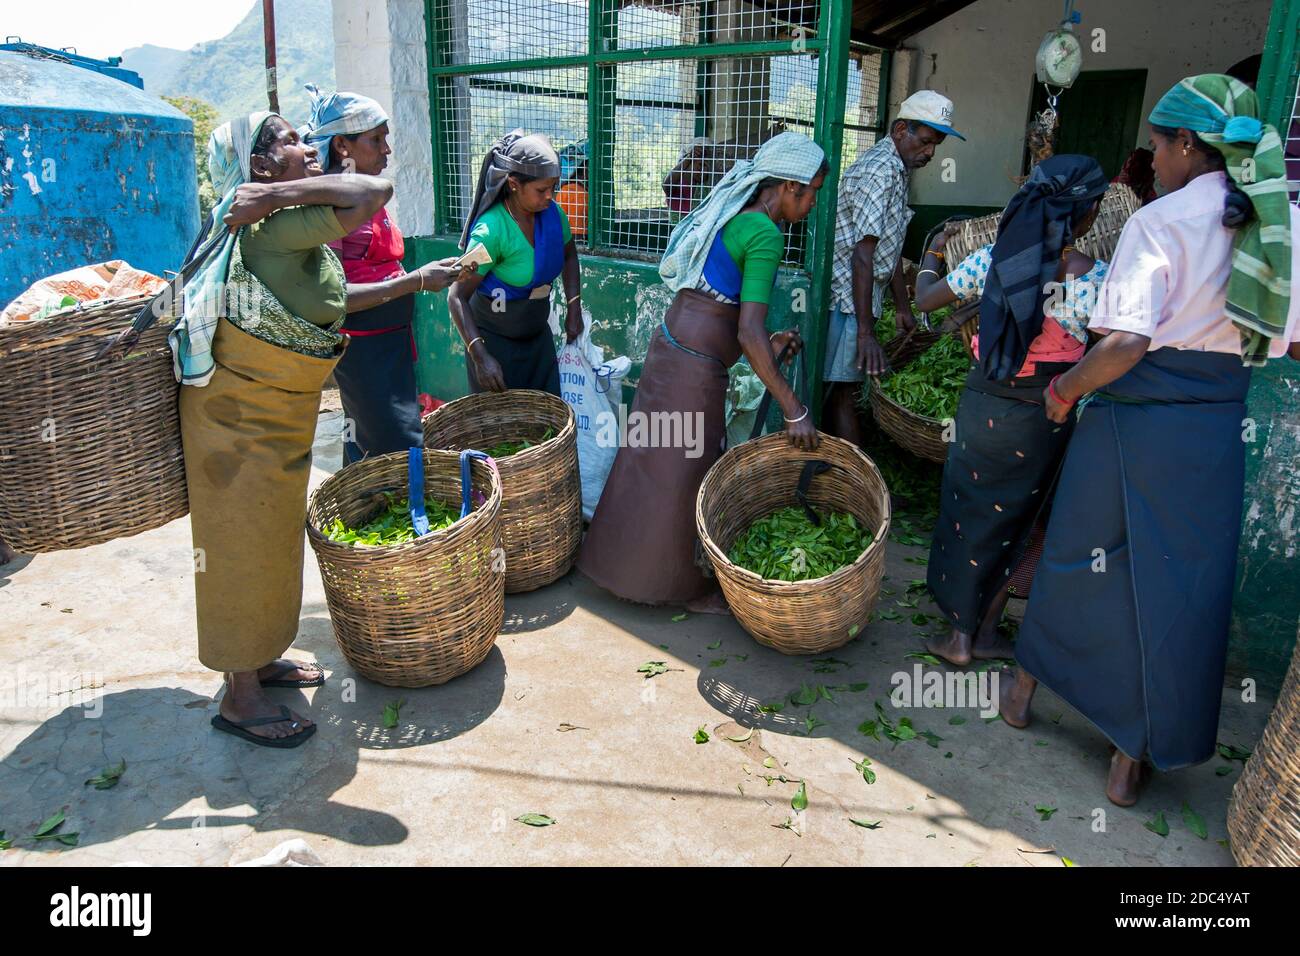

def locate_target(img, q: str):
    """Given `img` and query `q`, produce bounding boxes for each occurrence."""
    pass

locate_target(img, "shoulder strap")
[749,341,807,442]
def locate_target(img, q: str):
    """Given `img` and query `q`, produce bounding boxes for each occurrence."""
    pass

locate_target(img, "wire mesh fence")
[430,0,886,264]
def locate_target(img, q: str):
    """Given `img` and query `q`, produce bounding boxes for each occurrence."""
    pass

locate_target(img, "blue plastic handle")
[407,446,432,537]
[459,449,491,518]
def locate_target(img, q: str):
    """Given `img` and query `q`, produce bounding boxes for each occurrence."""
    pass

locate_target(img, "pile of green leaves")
[486,425,555,459]
[727,507,874,582]
[861,308,969,422]
[324,494,460,547]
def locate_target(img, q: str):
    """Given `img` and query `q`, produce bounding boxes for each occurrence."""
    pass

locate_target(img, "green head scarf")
[1150,74,1291,366]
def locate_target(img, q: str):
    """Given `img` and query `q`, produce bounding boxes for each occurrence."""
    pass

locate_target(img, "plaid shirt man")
[831,136,914,317]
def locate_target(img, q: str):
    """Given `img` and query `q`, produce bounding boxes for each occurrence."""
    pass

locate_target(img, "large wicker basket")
[306,449,505,688]
[0,294,187,553]
[423,390,580,593]
[1226,630,1300,866]
[696,432,891,654]
[867,379,951,464]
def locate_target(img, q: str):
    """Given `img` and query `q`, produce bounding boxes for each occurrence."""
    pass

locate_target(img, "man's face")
[892,121,947,170]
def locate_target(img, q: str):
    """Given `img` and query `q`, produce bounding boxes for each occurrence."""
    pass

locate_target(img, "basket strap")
[458,449,492,519]
[749,342,807,442]
[796,459,834,526]
[408,446,431,537]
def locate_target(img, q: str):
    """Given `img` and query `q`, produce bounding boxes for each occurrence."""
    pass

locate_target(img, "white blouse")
[1088,171,1300,358]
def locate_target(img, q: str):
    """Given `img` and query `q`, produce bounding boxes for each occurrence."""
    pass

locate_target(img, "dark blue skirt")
[1015,348,1252,770]
[334,297,423,465]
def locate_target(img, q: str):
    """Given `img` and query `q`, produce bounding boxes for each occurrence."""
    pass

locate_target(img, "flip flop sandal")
[211,705,317,749]
[259,660,325,688]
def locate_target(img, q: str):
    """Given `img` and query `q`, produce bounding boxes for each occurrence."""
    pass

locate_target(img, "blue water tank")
[0,49,199,308]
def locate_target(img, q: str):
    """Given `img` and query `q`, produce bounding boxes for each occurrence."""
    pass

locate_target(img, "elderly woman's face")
[508,175,559,214]
[251,117,323,183]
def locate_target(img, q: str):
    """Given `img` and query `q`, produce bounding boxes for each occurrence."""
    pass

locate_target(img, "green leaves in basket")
[726,507,874,582]
[858,312,969,422]
[324,493,459,547]
[485,425,556,459]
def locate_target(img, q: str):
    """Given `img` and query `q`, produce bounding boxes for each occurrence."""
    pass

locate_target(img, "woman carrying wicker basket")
[911,155,1110,667]
[1001,76,1300,806]
[171,113,398,747]
[577,133,825,612]
[448,130,584,396]
[300,86,468,464]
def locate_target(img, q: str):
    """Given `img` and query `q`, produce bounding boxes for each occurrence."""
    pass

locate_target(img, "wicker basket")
[1226,631,1300,866]
[423,390,580,593]
[946,181,1140,266]
[0,294,187,553]
[306,449,505,688]
[696,432,891,654]
[867,374,952,464]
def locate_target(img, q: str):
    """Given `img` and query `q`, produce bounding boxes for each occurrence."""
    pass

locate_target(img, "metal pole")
[806,0,854,421]
[262,0,280,114]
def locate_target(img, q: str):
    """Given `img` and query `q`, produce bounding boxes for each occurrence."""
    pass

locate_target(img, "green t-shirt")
[466,201,572,288]
[720,212,784,305]
[240,204,349,326]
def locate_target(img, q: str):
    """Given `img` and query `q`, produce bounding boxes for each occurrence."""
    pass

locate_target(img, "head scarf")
[658,131,825,293]
[168,111,275,386]
[1149,74,1291,366]
[460,129,561,248]
[1114,147,1157,205]
[299,84,389,168]
[977,154,1109,381]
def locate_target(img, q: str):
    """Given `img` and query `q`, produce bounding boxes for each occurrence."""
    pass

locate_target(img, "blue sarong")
[1015,347,1252,770]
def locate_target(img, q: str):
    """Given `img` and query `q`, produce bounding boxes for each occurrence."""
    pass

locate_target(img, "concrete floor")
[0,412,1265,866]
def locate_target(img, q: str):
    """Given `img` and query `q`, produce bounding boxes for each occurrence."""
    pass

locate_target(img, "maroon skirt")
[577,290,742,604]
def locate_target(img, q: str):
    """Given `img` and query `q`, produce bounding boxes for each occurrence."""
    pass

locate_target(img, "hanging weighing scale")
[1033,2,1084,132]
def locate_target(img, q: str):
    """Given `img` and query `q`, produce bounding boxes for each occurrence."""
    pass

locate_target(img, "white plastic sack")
[558,325,631,520]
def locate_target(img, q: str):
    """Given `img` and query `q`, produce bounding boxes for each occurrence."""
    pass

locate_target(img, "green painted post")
[805,0,855,421]
[425,0,450,238]
[1232,0,1300,685]
[586,0,612,250]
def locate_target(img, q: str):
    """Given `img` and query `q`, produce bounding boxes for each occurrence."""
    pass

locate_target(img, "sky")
[5,0,254,60]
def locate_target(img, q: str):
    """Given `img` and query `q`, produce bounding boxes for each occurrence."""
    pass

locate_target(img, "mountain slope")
[120,0,335,124]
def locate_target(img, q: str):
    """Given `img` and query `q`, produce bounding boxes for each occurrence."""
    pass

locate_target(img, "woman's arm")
[561,239,583,343]
[1043,330,1151,422]
[224,175,393,234]
[447,270,506,392]
[737,305,818,450]
[913,226,962,314]
[345,257,468,313]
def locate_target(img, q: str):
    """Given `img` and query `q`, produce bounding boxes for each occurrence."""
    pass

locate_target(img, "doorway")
[1026,69,1148,179]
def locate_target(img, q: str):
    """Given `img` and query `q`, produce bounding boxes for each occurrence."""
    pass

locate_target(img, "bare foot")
[219,671,314,742]
[1106,750,1146,807]
[998,667,1036,729]
[685,590,731,616]
[971,627,1015,660]
[925,627,973,667]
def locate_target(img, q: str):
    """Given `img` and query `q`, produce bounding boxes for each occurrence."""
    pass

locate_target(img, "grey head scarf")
[460,129,562,248]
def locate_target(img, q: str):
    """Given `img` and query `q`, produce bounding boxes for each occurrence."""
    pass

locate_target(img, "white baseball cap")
[896,90,965,141]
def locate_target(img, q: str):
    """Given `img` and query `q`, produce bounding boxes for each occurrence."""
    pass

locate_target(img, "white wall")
[331,0,434,235]
[904,0,1272,208]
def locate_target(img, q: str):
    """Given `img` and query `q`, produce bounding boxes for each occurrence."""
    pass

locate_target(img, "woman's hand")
[469,340,507,392]
[223,182,279,231]
[416,257,472,292]
[769,328,802,364]
[1043,378,1074,423]
[783,407,819,451]
[565,299,585,343]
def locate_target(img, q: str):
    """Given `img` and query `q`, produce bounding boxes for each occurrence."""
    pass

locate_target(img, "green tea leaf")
[763,757,776,769]
[0,831,11,850]
[1061,856,1077,867]
[694,726,710,744]
[850,818,882,829]
[671,613,688,623]
[857,719,879,740]
[33,810,64,838]
[804,714,827,735]
[791,780,808,812]
[1216,743,1251,763]
[382,699,404,729]
[1215,766,1233,777]
[851,757,876,785]
[948,716,967,725]
[1144,811,1170,837]
[1181,801,1208,840]
[905,650,944,666]
[919,730,943,748]
[84,758,127,791]
[1035,804,1057,821]
[515,813,555,827]
[638,661,673,679]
